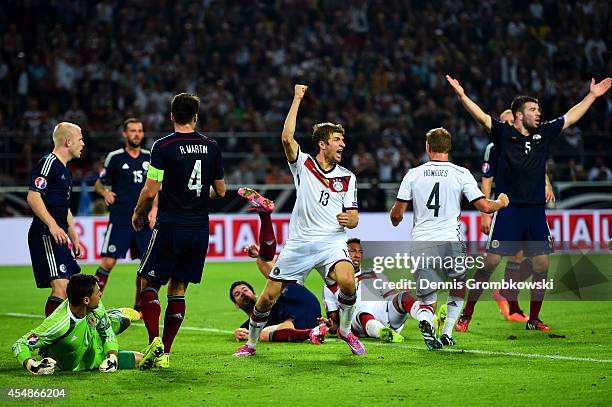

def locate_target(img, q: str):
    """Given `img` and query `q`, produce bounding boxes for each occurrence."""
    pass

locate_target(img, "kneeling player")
[13,274,161,375]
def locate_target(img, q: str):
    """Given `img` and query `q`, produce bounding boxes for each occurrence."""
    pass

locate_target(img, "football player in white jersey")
[390,127,509,349]
[322,238,421,343]
[234,84,366,357]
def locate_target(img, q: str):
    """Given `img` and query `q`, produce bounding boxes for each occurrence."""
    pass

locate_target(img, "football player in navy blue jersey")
[27,122,85,316]
[465,110,555,329]
[131,93,226,368]
[94,118,156,311]
[447,75,611,331]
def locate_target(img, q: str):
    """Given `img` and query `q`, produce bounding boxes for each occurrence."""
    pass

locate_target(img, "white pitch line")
[4,312,612,364]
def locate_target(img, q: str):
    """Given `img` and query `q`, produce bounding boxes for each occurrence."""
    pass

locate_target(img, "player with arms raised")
[132,93,226,367]
[390,127,509,348]
[447,74,611,331]
[234,84,365,357]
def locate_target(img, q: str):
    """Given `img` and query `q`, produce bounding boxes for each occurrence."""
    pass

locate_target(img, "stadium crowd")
[0,0,610,187]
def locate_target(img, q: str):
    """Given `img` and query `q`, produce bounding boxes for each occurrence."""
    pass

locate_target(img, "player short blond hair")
[52,122,81,147]
[426,127,452,153]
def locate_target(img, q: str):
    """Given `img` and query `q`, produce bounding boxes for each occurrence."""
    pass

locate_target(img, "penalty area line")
[4,312,612,364]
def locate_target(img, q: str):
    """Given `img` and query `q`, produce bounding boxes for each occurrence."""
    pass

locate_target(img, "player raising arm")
[446,74,610,331]
[234,84,364,357]
[445,75,611,133]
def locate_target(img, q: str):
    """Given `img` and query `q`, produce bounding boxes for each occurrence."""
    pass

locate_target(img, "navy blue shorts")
[273,284,322,329]
[487,205,553,257]
[241,284,321,330]
[137,228,209,285]
[28,228,80,288]
[99,222,152,260]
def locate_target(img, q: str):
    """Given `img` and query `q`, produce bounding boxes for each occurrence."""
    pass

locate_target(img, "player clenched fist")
[497,193,510,208]
[294,84,307,100]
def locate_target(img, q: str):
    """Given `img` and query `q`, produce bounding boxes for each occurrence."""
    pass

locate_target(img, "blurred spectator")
[351,142,376,180]
[569,159,588,182]
[376,137,400,182]
[588,157,612,181]
[264,165,292,184]
[249,143,270,183]
[359,179,387,212]
[226,160,256,185]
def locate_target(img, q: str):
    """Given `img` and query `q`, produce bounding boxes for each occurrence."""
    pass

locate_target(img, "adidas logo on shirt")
[122,163,130,169]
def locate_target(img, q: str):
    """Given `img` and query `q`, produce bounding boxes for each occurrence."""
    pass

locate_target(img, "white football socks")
[338,290,357,337]
[416,305,435,326]
[365,319,385,338]
[442,296,464,337]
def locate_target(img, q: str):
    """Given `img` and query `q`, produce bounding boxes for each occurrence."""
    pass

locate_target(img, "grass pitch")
[0,259,611,406]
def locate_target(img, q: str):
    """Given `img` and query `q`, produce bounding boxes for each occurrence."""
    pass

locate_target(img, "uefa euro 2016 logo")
[35,177,47,189]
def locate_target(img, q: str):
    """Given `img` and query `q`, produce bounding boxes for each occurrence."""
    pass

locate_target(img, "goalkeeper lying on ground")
[12,274,163,375]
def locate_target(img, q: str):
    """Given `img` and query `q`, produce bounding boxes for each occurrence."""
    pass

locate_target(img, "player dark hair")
[123,117,142,131]
[67,274,99,306]
[229,281,255,303]
[511,95,539,117]
[426,127,452,153]
[347,238,361,245]
[171,93,200,125]
[312,122,345,151]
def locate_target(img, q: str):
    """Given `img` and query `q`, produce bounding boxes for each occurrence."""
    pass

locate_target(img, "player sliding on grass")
[230,280,327,344]
[233,84,365,357]
[231,188,327,345]
[322,238,421,343]
[447,75,612,331]
[390,127,509,349]
[13,274,161,374]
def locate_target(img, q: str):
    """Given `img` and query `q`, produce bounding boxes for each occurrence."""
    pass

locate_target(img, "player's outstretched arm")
[473,193,509,214]
[390,200,410,226]
[282,84,307,162]
[446,75,492,132]
[563,77,612,130]
[26,191,69,245]
[133,178,161,231]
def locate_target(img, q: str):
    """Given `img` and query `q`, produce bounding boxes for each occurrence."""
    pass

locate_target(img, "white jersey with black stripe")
[287,149,358,243]
[397,161,484,241]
